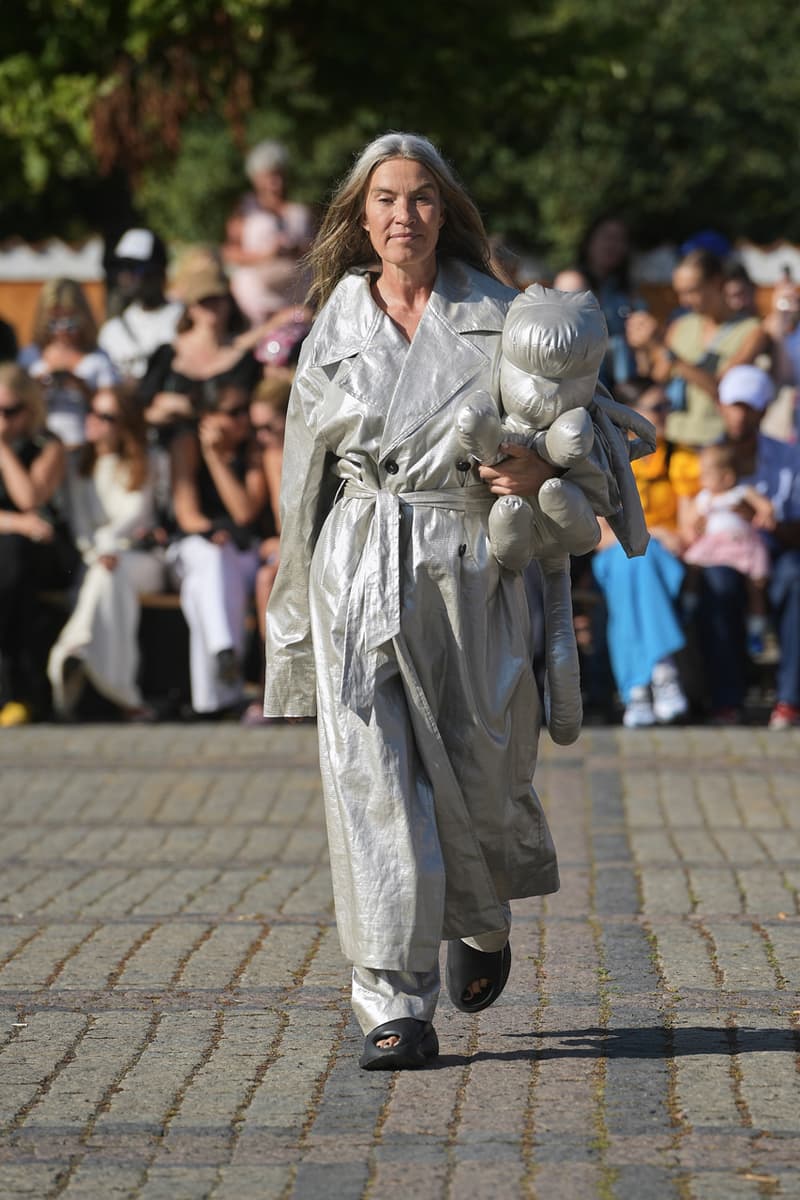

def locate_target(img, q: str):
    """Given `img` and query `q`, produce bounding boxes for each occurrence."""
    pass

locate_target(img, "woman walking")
[265,133,600,1069]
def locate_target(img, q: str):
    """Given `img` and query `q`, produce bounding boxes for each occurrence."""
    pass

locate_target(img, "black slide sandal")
[446,940,512,1013]
[359,1018,439,1071]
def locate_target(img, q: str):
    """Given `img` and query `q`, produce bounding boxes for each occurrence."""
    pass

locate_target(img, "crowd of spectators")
[1,157,799,729]
[567,219,800,730]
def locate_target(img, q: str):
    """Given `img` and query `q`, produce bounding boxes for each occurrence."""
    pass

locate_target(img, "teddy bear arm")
[455,393,504,464]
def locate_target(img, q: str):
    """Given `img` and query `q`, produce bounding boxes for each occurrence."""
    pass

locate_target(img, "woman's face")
[204,387,252,447]
[189,294,230,331]
[362,158,444,274]
[724,277,755,315]
[250,400,285,450]
[253,168,286,210]
[85,389,121,448]
[0,382,30,440]
[586,220,628,278]
[47,307,81,344]
[634,385,671,436]
[720,401,761,444]
[673,264,721,316]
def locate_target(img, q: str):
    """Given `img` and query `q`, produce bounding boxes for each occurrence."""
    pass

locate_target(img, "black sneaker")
[216,648,240,687]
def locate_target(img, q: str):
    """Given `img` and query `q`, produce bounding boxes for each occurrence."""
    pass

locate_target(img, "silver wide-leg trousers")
[351,905,511,1034]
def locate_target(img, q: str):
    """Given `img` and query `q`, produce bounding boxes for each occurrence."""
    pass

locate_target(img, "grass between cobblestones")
[0,725,798,1199]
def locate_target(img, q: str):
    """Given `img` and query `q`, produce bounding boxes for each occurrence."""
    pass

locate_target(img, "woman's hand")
[145,392,195,427]
[742,492,776,532]
[259,534,280,565]
[17,513,55,544]
[98,554,118,571]
[478,443,558,496]
[41,344,82,374]
[198,416,227,457]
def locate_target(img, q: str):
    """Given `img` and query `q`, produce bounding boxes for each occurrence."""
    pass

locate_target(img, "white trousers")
[169,535,259,713]
[48,551,165,714]
[351,906,512,1034]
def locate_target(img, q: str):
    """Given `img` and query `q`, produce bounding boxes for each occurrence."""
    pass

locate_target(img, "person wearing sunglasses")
[137,262,260,435]
[591,379,692,728]
[47,386,164,721]
[24,278,120,449]
[168,382,267,715]
[0,364,78,725]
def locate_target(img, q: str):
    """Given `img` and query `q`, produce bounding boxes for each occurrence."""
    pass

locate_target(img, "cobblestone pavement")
[0,724,799,1199]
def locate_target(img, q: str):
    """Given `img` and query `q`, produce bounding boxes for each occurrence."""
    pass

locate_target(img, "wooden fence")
[0,279,783,348]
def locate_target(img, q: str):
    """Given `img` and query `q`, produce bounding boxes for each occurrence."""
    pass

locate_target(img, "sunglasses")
[89,410,119,424]
[47,317,80,334]
[218,404,250,419]
[643,402,672,415]
[253,420,284,435]
[0,402,25,418]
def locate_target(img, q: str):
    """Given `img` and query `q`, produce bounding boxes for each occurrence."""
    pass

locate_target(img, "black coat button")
[456,459,471,473]
[384,459,399,474]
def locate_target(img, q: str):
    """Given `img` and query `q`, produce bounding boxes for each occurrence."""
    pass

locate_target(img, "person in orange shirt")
[592,380,694,727]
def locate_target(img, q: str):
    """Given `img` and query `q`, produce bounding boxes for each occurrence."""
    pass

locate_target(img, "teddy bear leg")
[488,496,536,571]
[538,554,583,746]
[538,478,601,557]
[455,394,504,464]
[541,407,594,468]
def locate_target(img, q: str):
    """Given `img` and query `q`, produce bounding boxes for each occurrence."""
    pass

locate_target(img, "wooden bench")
[37,588,192,711]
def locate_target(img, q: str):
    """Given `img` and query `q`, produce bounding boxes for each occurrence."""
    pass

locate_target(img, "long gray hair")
[307,132,494,310]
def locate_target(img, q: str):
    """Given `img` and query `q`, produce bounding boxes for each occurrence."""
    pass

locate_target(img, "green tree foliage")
[2,0,800,259]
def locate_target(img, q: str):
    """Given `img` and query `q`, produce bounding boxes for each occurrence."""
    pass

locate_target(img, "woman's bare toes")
[463,977,490,1001]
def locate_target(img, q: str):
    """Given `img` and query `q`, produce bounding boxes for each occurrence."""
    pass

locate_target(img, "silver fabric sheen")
[264,260,559,973]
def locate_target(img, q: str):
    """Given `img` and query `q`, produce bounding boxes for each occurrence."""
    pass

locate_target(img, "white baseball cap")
[113,228,166,266]
[718,365,775,413]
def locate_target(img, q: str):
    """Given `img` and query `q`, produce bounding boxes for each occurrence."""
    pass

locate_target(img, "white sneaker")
[623,686,656,728]
[651,666,689,724]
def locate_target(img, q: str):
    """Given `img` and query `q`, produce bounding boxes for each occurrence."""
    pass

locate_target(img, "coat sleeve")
[263,348,337,717]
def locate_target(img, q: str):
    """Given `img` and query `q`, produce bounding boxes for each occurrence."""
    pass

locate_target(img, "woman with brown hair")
[168,380,267,716]
[47,385,164,720]
[265,132,579,1069]
[0,364,77,725]
[138,262,260,431]
[25,278,120,448]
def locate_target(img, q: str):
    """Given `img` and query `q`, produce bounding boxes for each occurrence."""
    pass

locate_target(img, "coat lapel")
[307,262,512,457]
[378,261,510,457]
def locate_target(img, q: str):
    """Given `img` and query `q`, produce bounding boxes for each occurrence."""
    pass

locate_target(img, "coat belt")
[339,479,493,719]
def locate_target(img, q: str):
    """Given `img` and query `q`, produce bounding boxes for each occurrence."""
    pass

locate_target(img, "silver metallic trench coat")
[264,259,559,972]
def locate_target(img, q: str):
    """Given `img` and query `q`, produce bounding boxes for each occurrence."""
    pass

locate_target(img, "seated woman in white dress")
[48,386,164,719]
